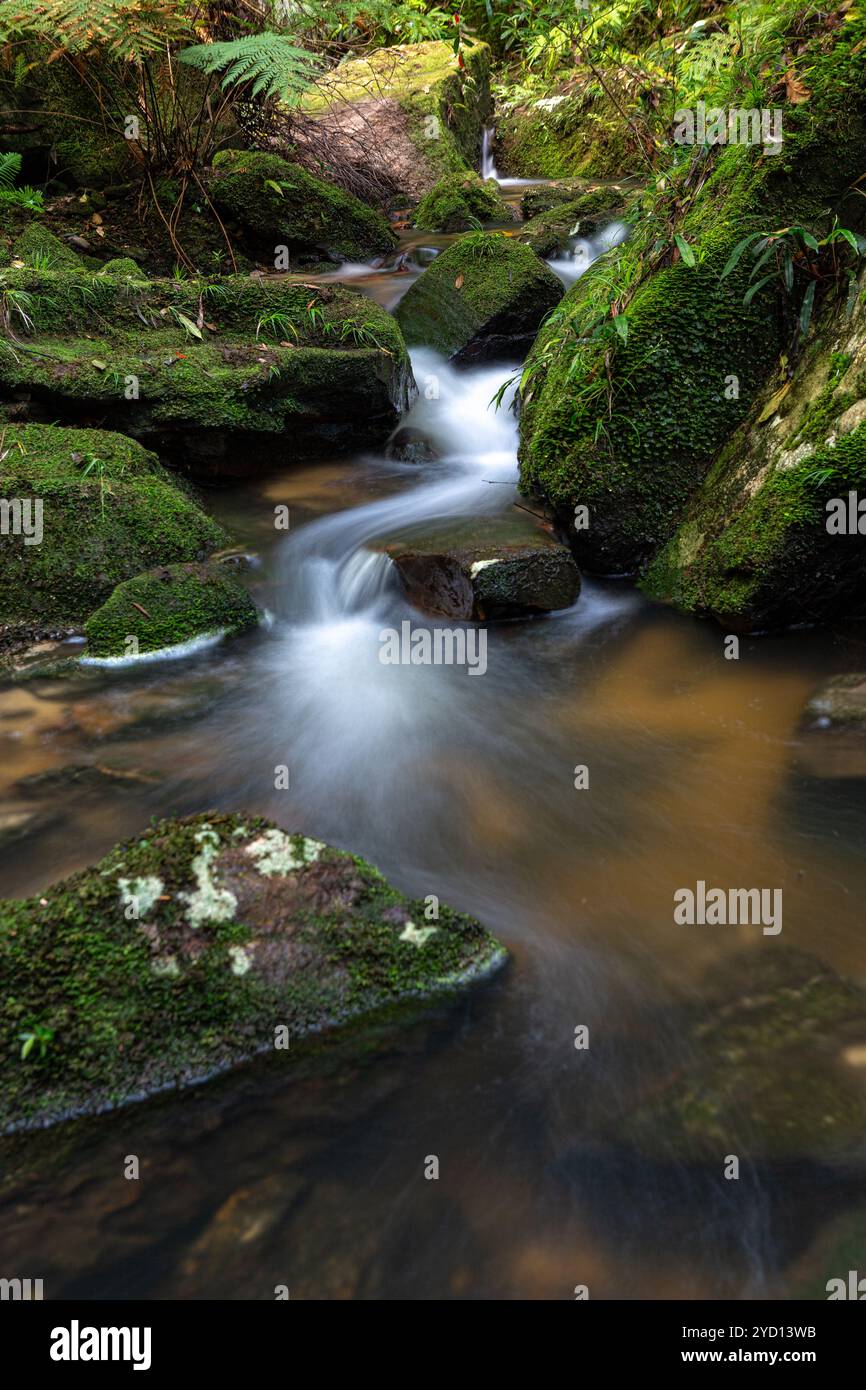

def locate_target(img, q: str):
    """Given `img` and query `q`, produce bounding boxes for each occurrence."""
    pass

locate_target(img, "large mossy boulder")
[378,512,580,619]
[0,267,413,467]
[614,947,866,1165]
[414,171,511,233]
[0,424,228,639]
[642,279,866,631]
[11,222,84,270]
[495,90,646,181]
[84,562,258,659]
[0,812,507,1131]
[396,233,563,363]
[208,149,397,263]
[291,40,492,202]
[519,20,866,577]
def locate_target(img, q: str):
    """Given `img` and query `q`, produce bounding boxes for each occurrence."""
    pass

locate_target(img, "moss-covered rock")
[495,91,646,181]
[0,812,507,1131]
[414,171,511,233]
[519,19,866,575]
[0,424,228,635]
[0,266,413,465]
[97,256,144,278]
[208,149,397,263]
[614,947,866,1164]
[84,562,258,658]
[642,279,866,630]
[378,512,580,619]
[294,40,491,203]
[396,232,563,362]
[11,223,84,270]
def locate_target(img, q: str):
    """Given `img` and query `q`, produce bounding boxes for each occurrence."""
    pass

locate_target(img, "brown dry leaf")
[454,273,465,289]
[90,212,102,226]
[757,379,792,425]
[784,70,811,104]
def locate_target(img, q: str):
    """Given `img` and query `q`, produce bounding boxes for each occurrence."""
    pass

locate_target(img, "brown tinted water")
[2,214,866,1301]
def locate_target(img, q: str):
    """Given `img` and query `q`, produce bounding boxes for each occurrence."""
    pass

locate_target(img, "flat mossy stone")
[395,232,563,362]
[209,149,396,262]
[0,812,507,1131]
[84,562,258,658]
[0,267,412,464]
[0,423,228,632]
[414,171,511,233]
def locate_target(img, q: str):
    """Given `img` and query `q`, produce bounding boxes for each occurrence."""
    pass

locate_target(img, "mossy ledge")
[0,813,507,1133]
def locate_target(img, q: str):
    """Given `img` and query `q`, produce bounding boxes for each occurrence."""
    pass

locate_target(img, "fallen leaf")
[455,273,464,289]
[131,601,151,619]
[90,359,107,370]
[757,379,792,424]
[90,212,103,225]
[785,71,811,103]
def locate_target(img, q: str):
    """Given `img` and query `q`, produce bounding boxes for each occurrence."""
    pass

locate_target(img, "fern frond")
[0,0,188,61]
[0,150,22,190]
[178,33,319,104]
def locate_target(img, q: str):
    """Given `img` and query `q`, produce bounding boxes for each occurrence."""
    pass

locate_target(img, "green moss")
[97,257,144,278]
[209,149,396,262]
[395,232,563,360]
[497,92,641,181]
[301,39,492,188]
[414,171,510,232]
[11,223,84,270]
[0,265,411,454]
[0,424,228,629]
[519,18,866,575]
[643,284,866,630]
[0,812,507,1131]
[84,562,258,657]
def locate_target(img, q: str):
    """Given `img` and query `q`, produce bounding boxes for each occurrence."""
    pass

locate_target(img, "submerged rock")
[208,150,397,263]
[379,513,580,619]
[84,562,258,659]
[0,267,412,465]
[414,171,512,233]
[0,813,507,1131]
[395,232,563,363]
[796,674,866,778]
[0,424,228,639]
[290,40,492,203]
[616,947,866,1164]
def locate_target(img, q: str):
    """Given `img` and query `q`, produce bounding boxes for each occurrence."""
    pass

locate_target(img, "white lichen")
[399,920,439,948]
[178,827,238,929]
[245,829,324,877]
[118,875,164,918]
[469,558,501,577]
[228,945,253,977]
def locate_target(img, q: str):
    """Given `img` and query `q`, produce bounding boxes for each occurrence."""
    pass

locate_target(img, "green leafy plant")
[178,33,319,104]
[19,1022,54,1061]
[721,222,866,339]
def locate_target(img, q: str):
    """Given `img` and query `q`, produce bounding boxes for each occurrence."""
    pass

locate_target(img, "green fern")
[178,33,318,104]
[0,0,188,59]
[0,151,22,190]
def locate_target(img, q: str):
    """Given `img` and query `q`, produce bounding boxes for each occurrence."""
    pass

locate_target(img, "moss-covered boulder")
[0,424,228,639]
[519,20,866,575]
[11,223,84,270]
[0,266,413,466]
[84,562,258,659]
[414,171,511,233]
[519,187,633,256]
[0,812,507,1131]
[642,280,866,630]
[495,90,646,181]
[378,512,580,619]
[98,256,143,278]
[614,947,866,1164]
[396,232,563,362]
[208,150,396,263]
[292,40,491,202]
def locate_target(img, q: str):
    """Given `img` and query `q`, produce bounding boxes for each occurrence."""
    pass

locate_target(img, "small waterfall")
[481,126,499,181]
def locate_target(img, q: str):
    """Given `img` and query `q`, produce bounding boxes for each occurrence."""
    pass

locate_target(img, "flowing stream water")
[2,183,866,1300]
